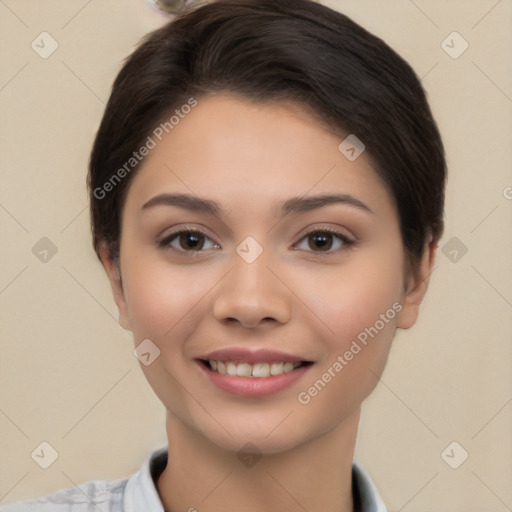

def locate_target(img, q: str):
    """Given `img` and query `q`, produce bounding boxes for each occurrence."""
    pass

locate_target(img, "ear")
[396,236,438,330]
[99,243,132,331]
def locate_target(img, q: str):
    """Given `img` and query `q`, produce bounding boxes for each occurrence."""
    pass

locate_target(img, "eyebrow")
[141,192,374,217]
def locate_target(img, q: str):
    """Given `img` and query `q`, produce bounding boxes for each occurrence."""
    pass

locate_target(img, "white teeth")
[270,362,284,375]
[226,362,237,376]
[252,362,270,378]
[207,360,303,378]
[236,362,253,377]
[283,362,295,373]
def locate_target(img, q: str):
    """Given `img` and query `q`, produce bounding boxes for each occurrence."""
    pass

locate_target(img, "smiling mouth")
[199,359,314,378]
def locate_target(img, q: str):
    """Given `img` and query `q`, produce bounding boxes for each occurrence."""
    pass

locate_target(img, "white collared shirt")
[1,445,387,511]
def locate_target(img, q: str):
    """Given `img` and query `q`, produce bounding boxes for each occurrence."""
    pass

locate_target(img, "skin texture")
[100,93,437,512]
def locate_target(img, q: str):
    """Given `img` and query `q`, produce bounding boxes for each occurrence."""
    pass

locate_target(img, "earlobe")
[396,237,438,330]
[99,244,132,331]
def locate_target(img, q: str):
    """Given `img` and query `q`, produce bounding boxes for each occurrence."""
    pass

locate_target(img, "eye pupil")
[309,233,332,251]
[181,232,203,250]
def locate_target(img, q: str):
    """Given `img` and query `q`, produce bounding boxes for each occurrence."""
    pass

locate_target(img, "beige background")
[1,1,511,510]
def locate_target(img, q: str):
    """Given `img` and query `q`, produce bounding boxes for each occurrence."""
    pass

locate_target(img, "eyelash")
[157,227,355,256]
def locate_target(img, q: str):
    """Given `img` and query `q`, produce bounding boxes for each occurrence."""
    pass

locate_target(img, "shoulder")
[0,476,128,512]
[0,445,168,512]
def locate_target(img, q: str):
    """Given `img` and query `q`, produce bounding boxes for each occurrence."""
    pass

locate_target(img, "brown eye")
[159,229,219,253]
[309,232,334,251]
[178,231,205,250]
[295,229,354,253]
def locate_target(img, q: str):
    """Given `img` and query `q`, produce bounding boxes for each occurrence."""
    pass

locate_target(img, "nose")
[212,250,292,329]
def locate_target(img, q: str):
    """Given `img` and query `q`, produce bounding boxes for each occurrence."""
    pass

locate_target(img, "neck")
[157,409,360,512]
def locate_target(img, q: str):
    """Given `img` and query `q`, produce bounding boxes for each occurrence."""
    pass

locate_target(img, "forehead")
[122,93,396,220]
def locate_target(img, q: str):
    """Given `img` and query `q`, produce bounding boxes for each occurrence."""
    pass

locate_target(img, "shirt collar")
[124,445,387,512]
[123,444,167,512]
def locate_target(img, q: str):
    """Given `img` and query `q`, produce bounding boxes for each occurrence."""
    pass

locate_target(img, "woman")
[2,0,446,510]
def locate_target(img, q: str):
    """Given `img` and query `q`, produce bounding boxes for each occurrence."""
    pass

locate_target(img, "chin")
[191,410,321,456]
[209,429,306,455]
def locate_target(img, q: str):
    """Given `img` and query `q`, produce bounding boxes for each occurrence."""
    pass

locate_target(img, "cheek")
[297,249,404,344]
[295,278,401,417]
[295,250,405,411]
[120,248,212,341]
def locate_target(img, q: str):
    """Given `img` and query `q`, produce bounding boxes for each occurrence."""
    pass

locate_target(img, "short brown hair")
[88,0,446,276]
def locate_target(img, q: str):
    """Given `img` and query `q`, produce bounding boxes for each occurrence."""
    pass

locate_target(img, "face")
[102,93,434,454]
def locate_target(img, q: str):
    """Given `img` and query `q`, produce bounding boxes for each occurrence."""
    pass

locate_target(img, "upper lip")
[198,348,312,364]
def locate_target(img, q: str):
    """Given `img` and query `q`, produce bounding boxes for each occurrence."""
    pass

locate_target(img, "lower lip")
[198,362,312,397]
